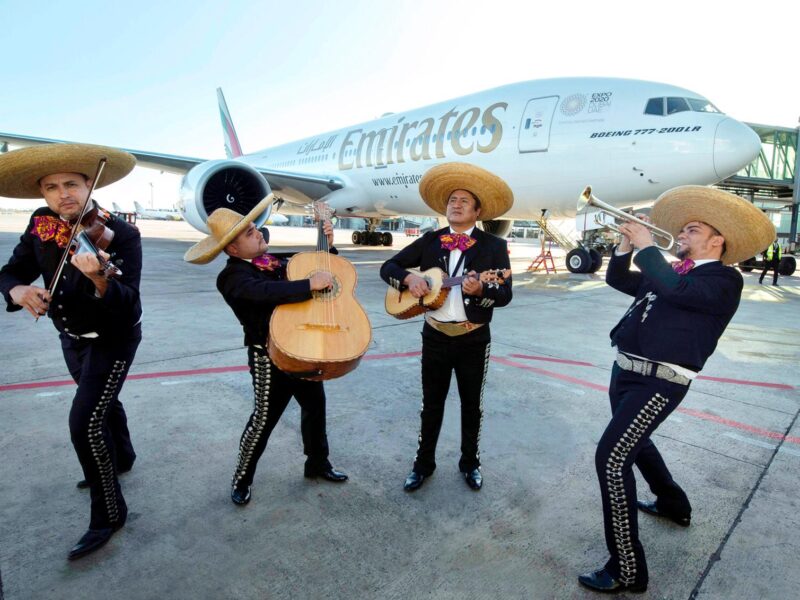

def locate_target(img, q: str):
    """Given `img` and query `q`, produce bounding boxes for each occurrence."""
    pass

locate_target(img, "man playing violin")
[0,144,142,560]
[184,198,348,507]
[380,162,513,492]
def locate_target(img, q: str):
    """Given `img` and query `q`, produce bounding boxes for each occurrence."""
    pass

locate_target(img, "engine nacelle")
[178,160,272,233]
[480,219,513,238]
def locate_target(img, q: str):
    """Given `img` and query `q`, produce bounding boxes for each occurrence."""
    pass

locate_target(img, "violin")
[69,205,123,279]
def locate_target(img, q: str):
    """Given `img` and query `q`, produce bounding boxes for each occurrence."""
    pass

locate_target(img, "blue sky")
[1,0,797,207]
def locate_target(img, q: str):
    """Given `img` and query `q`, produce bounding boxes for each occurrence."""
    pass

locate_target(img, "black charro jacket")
[217,248,338,347]
[0,204,142,337]
[379,226,512,324]
[606,246,743,371]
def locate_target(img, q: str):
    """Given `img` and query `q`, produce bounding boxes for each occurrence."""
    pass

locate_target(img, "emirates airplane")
[0,77,760,271]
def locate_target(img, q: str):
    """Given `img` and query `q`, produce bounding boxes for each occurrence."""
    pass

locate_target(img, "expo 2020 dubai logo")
[560,93,587,116]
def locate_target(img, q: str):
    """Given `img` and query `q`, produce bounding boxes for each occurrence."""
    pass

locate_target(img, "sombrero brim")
[183,195,273,265]
[651,186,775,265]
[419,162,513,221]
[0,143,136,198]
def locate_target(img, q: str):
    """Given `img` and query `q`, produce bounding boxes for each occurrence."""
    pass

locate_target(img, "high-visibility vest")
[766,242,782,261]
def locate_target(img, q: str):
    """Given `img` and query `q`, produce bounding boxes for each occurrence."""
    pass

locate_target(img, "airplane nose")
[713,118,761,179]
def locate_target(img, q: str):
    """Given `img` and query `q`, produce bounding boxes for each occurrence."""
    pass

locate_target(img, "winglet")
[217,88,243,158]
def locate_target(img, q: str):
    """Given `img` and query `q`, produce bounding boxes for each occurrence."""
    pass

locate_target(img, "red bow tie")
[440,232,476,252]
[672,258,695,275]
[30,215,71,248]
[252,253,281,271]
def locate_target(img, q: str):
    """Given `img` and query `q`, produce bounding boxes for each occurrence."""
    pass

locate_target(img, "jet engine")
[480,219,513,239]
[178,160,272,233]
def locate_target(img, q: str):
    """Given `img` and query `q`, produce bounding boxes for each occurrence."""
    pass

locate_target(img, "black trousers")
[759,259,780,285]
[231,345,331,489]
[595,363,691,586]
[413,323,491,476]
[61,325,140,530]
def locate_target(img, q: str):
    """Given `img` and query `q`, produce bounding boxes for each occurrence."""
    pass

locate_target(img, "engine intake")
[179,160,272,233]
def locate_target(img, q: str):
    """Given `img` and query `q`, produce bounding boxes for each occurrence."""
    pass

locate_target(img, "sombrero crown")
[419,162,513,221]
[184,195,273,265]
[0,143,136,198]
[651,185,775,265]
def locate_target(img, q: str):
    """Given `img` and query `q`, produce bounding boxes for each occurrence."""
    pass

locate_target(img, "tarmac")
[0,215,798,600]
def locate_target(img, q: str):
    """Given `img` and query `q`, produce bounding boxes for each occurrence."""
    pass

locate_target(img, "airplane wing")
[0,132,204,174]
[255,168,344,206]
[1,132,344,205]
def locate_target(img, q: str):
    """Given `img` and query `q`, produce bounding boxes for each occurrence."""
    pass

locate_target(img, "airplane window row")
[644,97,721,116]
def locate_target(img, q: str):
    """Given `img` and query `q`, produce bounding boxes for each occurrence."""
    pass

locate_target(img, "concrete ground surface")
[0,215,798,600]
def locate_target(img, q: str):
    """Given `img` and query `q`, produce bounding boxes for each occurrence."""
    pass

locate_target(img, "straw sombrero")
[0,143,136,198]
[419,162,513,221]
[651,186,775,265]
[184,194,273,265]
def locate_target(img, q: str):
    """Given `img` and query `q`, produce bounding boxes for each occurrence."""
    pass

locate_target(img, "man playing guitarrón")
[380,162,513,492]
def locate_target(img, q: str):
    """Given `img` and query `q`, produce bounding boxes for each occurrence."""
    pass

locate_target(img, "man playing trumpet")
[579,186,774,594]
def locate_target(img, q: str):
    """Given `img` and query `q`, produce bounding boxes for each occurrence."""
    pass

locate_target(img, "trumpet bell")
[577,185,675,251]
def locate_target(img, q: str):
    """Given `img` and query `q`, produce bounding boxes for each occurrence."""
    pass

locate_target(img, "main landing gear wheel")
[381,232,393,246]
[779,256,796,276]
[566,248,592,274]
[588,249,603,273]
[352,231,363,244]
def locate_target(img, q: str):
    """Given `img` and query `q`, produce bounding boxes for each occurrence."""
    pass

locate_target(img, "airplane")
[133,201,184,221]
[0,77,761,272]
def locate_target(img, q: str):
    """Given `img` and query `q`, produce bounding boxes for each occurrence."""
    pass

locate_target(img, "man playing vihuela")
[380,162,513,493]
[578,185,774,594]
[184,199,348,507]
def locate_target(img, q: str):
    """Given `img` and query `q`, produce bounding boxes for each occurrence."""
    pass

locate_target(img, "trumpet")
[577,185,674,251]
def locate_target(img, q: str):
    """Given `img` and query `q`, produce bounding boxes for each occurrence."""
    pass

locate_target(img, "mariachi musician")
[184,200,348,507]
[380,162,513,493]
[0,144,141,560]
[578,186,775,594]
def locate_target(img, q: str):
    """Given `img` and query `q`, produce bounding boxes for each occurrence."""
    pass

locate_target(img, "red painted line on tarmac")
[0,352,421,393]
[677,407,800,446]
[495,356,800,447]
[507,353,793,390]
[508,353,595,367]
[694,374,793,390]
[491,356,608,392]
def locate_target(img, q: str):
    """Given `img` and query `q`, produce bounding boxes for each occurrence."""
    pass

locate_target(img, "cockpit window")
[687,98,721,113]
[667,97,690,114]
[644,98,665,116]
[645,96,724,116]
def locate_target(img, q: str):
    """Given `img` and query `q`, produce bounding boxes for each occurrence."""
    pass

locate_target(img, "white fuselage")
[231,77,760,220]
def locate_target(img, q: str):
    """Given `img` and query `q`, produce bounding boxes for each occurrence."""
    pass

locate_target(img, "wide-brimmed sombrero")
[419,162,513,221]
[184,194,273,265]
[651,185,775,265]
[0,143,136,198]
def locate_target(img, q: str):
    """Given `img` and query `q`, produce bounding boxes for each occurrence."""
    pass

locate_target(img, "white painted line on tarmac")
[724,432,800,457]
[160,379,199,386]
[36,391,64,397]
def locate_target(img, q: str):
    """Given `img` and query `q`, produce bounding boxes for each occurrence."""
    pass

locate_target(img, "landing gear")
[566,248,604,274]
[351,228,393,246]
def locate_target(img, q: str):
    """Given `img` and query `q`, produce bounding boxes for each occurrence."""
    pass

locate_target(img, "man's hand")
[309,271,334,291]
[10,284,51,317]
[617,215,654,251]
[461,271,483,296]
[70,250,110,297]
[403,274,430,298]
[322,220,334,248]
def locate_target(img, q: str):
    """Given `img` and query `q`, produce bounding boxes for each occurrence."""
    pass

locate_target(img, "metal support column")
[789,121,800,250]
